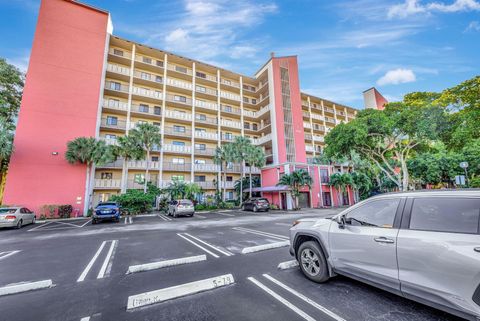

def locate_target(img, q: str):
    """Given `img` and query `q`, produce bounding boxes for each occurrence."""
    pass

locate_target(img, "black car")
[93,202,121,224]
[241,198,270,212]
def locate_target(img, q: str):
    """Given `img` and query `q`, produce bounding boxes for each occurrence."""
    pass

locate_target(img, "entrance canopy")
[245,185,290,193]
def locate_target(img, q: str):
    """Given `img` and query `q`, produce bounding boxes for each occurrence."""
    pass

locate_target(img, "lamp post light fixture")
[459,162,469,187]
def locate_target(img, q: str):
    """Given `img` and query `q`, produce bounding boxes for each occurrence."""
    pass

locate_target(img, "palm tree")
[0,118,14,174]
[213,144,235,201]
[184,182,202,202]
[277,169,313,210]
[129,123,161,193]
[166,180,187,200]
[244,145,266,198]
[329,172,354,206]
[232,136,254,202]
[112,135,145,193]
[234,176,260,201]
[65,137,110,214]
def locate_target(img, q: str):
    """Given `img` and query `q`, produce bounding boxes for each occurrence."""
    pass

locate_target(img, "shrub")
[110,190,155,215]
[41,205,57,218]
[195,204,206,211]
[270,204,279,210]
[206,205,217,210]
[58,205,73,218]
[86,208,93,217]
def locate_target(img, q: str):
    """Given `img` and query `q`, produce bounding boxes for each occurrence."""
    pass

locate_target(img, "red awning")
[245,185,290,192]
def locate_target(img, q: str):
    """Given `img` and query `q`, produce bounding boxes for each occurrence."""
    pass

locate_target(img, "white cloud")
[6,52,30,73]
[388,0,480,18]
[465,20,480,31]
[377,68,417,86]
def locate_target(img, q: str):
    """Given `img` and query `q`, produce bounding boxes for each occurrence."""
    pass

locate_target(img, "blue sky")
[0,0,479,108]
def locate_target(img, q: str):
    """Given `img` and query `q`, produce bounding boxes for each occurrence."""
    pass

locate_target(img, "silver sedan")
[0,207,36,229]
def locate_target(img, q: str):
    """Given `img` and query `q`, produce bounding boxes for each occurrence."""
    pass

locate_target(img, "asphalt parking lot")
[0,208,463,321]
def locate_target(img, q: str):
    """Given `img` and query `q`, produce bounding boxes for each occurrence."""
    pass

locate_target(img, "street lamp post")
[460,162,469,187]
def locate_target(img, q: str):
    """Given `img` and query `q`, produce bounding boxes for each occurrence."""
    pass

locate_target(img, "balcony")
[100,118,127,130]
[255,134,272,145]
[165,110,193,121]
[133,70,163,85]
[196,86,217,96]
[220,119,242,129]
[167,78,193,91]
[220,91,241,101]
[304,122,312,129]
[194,163,219,172]
[166,63,193,76]
[196,181,216,189]
[132,86,163,100]
[306,145,315,152]
[99,136,119,146]
[244,166,261,174]
[163,126,192,137]
[256,105,270,118]
[324,107,335,114]
[130,104,162,117]
[94,179,121,189]
[109,48,132,61]
[165,93,192,106]
[220,181,235,189]
[103,99,128,111]
[313,135,324,143]
[162,162,192,171]
[313,125,326,132]
[163,144,192,154]
[127,160,160,170]
[220,78,240,88]
[311,113,324,122]
[194,147,216,156]
[107,63,130,76]
[220,104,241,115]
[304,133,312,140]
[194,130,218,140]
[243,97,257,105]
[196,72,217,83]
[195,115,217,126]
[325,117,336,124]
[195,100,218,111]
[135,55,164,69]
[105,81,129,94]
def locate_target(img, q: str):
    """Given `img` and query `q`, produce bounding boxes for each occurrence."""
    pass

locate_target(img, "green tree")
[350,171,372,201]
[234,175,261,201]
[65,137,111,213]
[213,143,236,201]
[112,135,145,193]
[0,58,24,124]
[325,102,447,191]
[129,123,161,193]
[329,173,354,206]
[232,136,253,202]
[244,145,265,198]
[184,182,202,201]
[165,180,187,200]
[0,117,14,174]
[277,169,313,210]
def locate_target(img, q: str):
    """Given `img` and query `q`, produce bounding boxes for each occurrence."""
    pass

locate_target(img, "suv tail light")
[5,215,16,220]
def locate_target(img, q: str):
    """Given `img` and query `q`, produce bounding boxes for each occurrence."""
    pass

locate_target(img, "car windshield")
[180,200,193,205]
[98,202,116,207]
[257,199,268,203]
[0,208,17,214]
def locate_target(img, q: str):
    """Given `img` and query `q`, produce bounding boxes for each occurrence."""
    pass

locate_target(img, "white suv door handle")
[474,247,480,253]
[374,237,395,244]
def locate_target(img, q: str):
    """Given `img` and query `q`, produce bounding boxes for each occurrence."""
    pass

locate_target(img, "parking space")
[0,207,463,321]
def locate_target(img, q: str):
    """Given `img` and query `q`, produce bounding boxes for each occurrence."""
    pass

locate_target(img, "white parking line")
[241,240,290,254]
[277,260,299,270]
[158,214,172,221]
[124,217,128,224]
[127,274,235,310]
[77,241,107,282]
[80,317,90,321]
[97,240,118,279]
[177,234,219,258]
[195,214,206,219]
[275,222,292,227]
[28,221,54,231]
[0,280,53,297]
[129,216,133,224]
[217,212,234,217]
[233,227,289,240]
[126,255,207,274]
[247,277,315,321]
[263,274,346,321]
[0,250,21,261]
[182,233,233,256]
[79,219,92,227]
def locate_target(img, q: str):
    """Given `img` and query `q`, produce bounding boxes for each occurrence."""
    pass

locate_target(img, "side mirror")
[337,215,346,229]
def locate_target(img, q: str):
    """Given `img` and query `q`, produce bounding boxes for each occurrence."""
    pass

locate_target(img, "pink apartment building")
[3,0,358,215]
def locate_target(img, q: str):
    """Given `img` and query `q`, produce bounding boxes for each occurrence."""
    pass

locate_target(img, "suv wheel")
[297,241,329,283]
[253,206,258,212]
[241,205,245,211]
[16,219,23,229]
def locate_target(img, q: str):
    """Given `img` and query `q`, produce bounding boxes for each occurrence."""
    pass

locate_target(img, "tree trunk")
[83,164,91,216]
[239,161,244,203]
[223,162,227,202]
[144,150,150,193]
[121,158,128,193]
[249,168,253,198]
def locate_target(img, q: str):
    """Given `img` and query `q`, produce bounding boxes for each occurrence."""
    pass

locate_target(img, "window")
[106,116,118,125]
[156,60,164,67]
[172,158,185,164]
[142,57,152,64]
[196,114,207,121]
[226,191,234,200]
[175,65,188,73]
[323,192,332,207]
[108,98,120,107]
[243,97,249,103]
[151,156,159,162]
[244,122,250,129]
[101,172,113,179]
[346,198,400,228]
[153,106,161,115]
[320,169,329,183]
[110,82,121,91]
[224,133,233,140]
[252,124,258,131]
[153,122,161,127]
[141,72,151,80]
[196,71,206,79]
[174,95,187,103]
[139,104,149,113]
[196,85,206,93]
[155,75,163,83]
[172,175,184,181]
[226,162,233,169]
[137,120,147,125]
[224,105,232,112]
[195,159,206,164]
[195,128,206,133]
[195,143,206,150]
[173,141,185,146]
[251,99,257,104]
[194,175,206,182]
[409,198,480,234]
[105,134,117,140]
[173,125,185,133]
[134,174,145,183]
[113,49,123,56]
[226,176,233,182]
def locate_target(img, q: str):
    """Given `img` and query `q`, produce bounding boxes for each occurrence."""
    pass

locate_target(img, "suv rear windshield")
[256,198,268,203]
[98,202,117,206]
[0,208,16,214]
[409,197,480,234]
[180,200,193,205]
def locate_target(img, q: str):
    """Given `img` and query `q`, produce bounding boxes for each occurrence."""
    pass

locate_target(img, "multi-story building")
[3,0,358,214]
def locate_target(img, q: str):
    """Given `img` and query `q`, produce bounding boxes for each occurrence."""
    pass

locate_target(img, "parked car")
[241,198,270,212]
[167,199,194,217]
[0,207,36,229]
[289,190,480,320]
[92,202,121,224]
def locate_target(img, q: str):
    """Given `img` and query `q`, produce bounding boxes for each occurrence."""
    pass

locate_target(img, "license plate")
[101,210,111,214]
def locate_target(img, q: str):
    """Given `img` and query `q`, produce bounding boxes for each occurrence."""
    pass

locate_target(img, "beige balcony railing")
[163,144,192,154]
[220,91,241,101]
[195,100,218,111]
[94,179,121,189]
[194,130,218,140]
[100,118,127,130]
[167,78,193,90]
[132,86,163,100]
[103,99,128,111]
[107,63,130,76]
[165,110,192,121]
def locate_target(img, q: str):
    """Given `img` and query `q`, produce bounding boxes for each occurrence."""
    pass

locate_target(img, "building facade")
[3,0,358,215]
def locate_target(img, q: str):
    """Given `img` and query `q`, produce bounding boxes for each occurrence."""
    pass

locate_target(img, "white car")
[0,207,36,229]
